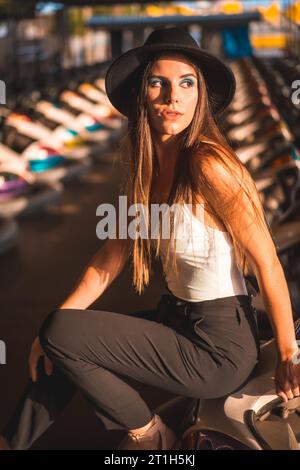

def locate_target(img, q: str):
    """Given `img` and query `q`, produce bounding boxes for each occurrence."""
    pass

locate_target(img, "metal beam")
[41,0,212,4]
[87,12,261,31]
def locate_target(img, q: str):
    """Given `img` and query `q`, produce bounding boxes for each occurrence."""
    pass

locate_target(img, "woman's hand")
[275,354,300,402]
[29,336,53,383]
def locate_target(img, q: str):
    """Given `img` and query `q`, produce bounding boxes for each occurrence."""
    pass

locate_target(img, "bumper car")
[0,153,63,217]
[21,144,91,184]
[155,319,300,450]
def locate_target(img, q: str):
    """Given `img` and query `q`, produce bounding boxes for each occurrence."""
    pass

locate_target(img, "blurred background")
[0,0,300,450]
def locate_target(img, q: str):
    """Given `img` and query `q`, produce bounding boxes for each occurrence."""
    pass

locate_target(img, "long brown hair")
[117,51,277,294]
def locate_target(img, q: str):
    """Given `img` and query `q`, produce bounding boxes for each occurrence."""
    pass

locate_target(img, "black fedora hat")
[105,27,236,117]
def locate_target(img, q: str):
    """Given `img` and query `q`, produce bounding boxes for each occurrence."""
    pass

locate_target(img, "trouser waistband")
[163,285,252,318]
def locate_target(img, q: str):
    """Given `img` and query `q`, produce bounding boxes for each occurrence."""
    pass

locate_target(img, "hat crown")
[105,27,236,117]
[143,27,199,49]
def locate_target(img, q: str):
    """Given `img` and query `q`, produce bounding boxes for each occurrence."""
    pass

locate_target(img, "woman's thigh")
[39,307,244,399]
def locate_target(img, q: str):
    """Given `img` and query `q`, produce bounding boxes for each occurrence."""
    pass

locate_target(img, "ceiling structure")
[0,0,216,17]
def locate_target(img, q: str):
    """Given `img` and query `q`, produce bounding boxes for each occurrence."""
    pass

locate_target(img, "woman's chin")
[160,125,184,136]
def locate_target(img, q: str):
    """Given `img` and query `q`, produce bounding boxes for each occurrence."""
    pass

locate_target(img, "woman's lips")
[161,112,183,120]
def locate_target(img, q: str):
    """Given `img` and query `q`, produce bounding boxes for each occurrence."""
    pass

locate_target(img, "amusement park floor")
[0,148,178,450]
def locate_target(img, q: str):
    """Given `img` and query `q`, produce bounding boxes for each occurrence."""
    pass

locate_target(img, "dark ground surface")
[0,148,179,450]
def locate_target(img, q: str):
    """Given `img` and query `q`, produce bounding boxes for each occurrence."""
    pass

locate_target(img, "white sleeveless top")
[151,203,248,302]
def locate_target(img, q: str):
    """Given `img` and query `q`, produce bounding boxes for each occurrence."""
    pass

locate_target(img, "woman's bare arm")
[199,156,300,401]
[58,237,131,310]
[29,226,132,381]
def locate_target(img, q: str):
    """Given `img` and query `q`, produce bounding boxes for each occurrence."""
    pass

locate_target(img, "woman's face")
[146,53,198,139]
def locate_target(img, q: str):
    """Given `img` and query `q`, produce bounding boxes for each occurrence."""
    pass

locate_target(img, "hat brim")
[105,43,236,117]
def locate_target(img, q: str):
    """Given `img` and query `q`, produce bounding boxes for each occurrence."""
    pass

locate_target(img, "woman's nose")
[164,84,179,104]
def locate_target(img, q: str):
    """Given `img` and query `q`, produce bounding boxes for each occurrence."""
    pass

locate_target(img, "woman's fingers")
[44,355,53,376]
[275,359,300,402]
[29,350,38,383]
[29,337,52,382]
[276,381,300,402]
[285,389,295,400]
[292,385,300,397]
[276,387,288,403]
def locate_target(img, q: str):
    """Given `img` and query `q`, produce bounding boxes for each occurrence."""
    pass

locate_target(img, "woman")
[1,27,299,451]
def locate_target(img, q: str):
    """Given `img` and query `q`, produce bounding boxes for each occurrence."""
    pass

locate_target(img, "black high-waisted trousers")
[2,291,260,450]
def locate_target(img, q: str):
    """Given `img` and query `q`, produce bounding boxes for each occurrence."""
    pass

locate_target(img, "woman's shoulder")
[191,140,245,187]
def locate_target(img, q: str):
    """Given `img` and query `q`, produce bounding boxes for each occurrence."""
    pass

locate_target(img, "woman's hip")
[154,292,260,367]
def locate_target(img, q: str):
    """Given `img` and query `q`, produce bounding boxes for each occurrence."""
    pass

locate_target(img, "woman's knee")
[39,308,78,351]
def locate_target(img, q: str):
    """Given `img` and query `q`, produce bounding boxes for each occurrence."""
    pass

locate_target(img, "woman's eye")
[148,79,195,88]
[149,79,162,87]
[181,79,195,87]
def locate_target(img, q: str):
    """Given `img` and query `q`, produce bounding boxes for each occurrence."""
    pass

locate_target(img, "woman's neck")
[152,134,180,175]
